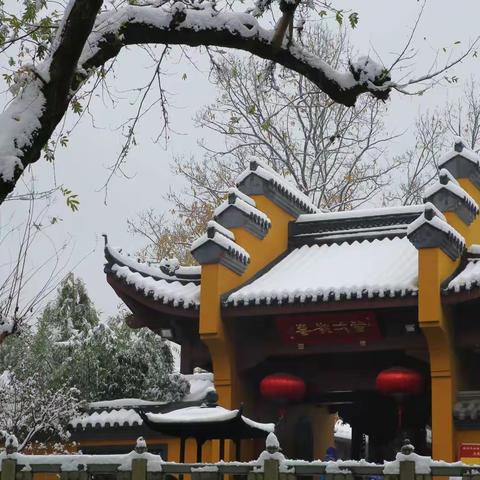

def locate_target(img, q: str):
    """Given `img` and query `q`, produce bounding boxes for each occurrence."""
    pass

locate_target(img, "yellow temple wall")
[417,170,480,460]
[198,193,296,458]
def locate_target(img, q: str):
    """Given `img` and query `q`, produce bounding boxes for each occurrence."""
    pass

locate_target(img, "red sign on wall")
[275,312,381,345]
[460,443,480,460]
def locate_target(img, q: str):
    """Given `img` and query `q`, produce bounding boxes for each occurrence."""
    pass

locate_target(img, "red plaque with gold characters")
[275,312,381,345]
[459,444,480,464]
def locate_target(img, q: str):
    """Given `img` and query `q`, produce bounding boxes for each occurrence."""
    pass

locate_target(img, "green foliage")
[13,274,188,403]
[39,273,99,343]
[60,187,80,212]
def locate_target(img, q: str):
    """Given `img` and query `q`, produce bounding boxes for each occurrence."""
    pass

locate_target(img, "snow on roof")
[228,187,255,207]
[214,194,272,229]
[0,450,164,472]
[106,244,200,282]
[70,373,215,429]
[424,169,479,213]
[406,207,465,248]
[146,405,238,424]
[112,264,200,308]
[206,220,234,240]
[89,399,166,409]
[447,256,480,293]
[236,160,319,214]
[145,406,274,432]
[226,237,418,306]
[191,223,250,264]
[296,205,425,223]
[70,408,142,429]
[182,372,215,402]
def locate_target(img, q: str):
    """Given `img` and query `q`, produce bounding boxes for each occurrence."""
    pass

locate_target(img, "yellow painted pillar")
[418,249,459,461]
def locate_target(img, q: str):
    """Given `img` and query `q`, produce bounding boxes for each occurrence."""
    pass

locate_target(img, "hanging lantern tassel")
[375,368,423,432]
[260,373,306,422]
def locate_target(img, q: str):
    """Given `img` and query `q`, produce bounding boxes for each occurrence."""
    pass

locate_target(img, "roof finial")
[454,137,465,152]
[135,436,147,454]
[424,207,435,221]
[439,170,449,185]
[102,233,108,247]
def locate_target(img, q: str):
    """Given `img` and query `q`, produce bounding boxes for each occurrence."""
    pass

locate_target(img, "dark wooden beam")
[442,288,480,305]
[222,296,418,317]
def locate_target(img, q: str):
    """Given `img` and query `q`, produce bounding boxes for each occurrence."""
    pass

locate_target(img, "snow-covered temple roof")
[70,372,215,430]
[104,243,200,310]
[226,237,419,306]
[104,143,480,317]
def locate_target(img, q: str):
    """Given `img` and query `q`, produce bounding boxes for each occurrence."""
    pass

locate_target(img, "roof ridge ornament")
[438,137,480,191]
[424,167,479,225]
[454,137,465,153]
[215,189,272,239]
[407,203,465,260]
[235,160,319,217]
[191,221,250,275]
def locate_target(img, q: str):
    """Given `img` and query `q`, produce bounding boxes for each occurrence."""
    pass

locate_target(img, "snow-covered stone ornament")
[454,136,466,153]
[256,433,289,472]
[5,434,19,454]
[265,432,280,453]
[135,436,147,454]
[400,439,415,455]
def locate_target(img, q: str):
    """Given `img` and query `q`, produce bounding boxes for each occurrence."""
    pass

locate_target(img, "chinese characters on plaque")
[275,312,381,345]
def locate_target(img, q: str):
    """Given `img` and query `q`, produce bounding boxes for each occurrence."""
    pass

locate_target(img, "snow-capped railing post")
[399,440,415,480]
[131,437,148,480]
[1,435,18,480]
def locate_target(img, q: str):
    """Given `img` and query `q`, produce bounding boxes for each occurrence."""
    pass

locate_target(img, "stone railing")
[1,438,478,480]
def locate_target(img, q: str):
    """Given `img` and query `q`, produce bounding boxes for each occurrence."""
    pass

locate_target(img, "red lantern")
[376,368,423,431]
[260,374,306,420]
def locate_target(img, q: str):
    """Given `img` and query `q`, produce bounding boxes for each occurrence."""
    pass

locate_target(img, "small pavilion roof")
[139,405,274,440]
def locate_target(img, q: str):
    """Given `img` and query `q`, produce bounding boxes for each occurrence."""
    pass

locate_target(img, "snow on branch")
[0,0,475,203]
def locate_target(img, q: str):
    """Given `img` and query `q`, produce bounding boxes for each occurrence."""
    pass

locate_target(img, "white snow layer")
[89,399,166,409]
[423,169,479,211]
[227,237,418,305]
[334,420,352,440]
[107,245,200,281]
[0,80,44,181]
[236,160,319,214]
[191,228,250,263]
[0,450,163,472]
[438,145,480,167]
[145,406,275,433]
[214,196,271,227]
[111,265,200,308]
[407,210,465,248]
[78,3,364,99]
[447,256,480,292]
[297,205,425,223]
[182,372,215,402]
[70,373,216,429]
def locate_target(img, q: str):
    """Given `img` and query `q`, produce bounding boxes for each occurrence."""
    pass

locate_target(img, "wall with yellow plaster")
[417,169,480,460]
[198,193,295,457]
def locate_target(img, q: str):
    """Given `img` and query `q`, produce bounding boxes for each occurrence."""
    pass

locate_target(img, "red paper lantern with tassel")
[376,367,423,430]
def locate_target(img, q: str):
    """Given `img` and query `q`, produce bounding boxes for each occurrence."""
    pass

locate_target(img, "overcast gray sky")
[1,0,480,319]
